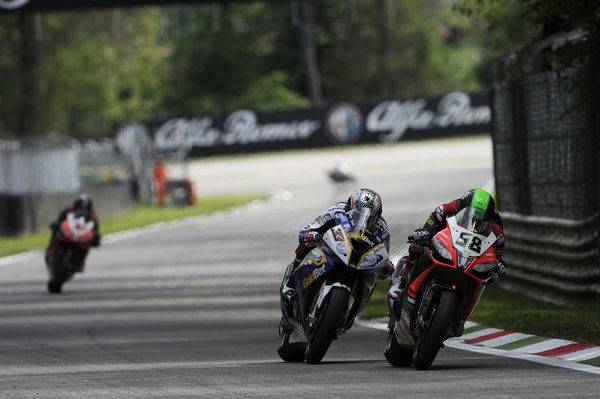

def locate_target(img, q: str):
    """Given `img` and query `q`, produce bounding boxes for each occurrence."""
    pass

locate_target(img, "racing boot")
[387,257,410,320]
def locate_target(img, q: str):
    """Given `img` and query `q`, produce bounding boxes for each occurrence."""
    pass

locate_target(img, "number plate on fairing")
[447,217,496,257]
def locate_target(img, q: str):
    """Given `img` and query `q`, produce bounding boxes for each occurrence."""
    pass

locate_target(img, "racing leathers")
[387,191,506,335]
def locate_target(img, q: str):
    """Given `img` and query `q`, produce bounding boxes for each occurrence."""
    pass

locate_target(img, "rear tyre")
[277,319,306,362]
[384,330,412,367]
[305,288,349,364]
[412,290,457,370]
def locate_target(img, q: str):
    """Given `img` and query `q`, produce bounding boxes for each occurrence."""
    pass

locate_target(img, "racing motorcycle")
[277,208,390,364]
[384,206,501,370]
[46,210,96,293]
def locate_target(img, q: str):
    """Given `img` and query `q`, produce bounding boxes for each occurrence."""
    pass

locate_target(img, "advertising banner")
[151,91,491,157]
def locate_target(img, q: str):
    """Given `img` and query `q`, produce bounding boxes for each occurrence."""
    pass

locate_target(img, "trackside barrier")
[501,212,600,305]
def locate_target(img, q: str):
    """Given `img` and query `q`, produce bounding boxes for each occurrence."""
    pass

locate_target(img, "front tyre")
[305,287,349,364]
[47,280,62,294]
[384,330,412,367]
[412,290,457,370]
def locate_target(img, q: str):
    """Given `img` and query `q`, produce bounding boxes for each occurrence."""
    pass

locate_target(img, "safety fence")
[492,30,600,304]
[500,212,599,306]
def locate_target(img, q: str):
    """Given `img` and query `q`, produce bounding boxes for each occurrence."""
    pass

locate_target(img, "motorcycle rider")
[45,194,101,272]
[387,188,506,336]
[280,188,393,332]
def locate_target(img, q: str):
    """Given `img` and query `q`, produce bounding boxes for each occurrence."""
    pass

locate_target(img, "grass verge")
[362,281,600,345]
[0,193,267,258]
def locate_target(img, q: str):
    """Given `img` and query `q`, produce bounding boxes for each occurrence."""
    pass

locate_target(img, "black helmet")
[345,188,382,230]
[73,194,93,212]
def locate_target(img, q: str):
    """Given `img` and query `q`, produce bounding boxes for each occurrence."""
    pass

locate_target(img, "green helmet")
[470,189,494,219]
[459,189,496,235]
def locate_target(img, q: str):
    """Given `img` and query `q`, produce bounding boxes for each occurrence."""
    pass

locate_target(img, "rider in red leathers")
[387,189,506,336]
[45,194,101,272]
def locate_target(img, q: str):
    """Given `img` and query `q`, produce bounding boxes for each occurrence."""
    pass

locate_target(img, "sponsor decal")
[360,254,382,268]
[348,232,374,246]
[366,92,491,142]
[333,229,345,242]
[155,110,321,154]
[325,103,363,145]
[336,242,348,255]
[303,263,328,288]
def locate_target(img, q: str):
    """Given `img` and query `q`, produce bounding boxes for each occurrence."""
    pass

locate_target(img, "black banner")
[150,91,491,157]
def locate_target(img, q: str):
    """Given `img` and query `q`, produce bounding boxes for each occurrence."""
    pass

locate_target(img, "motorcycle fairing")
[294,248,333,292]
[356,243,388,270]
[447,216,496,257]
[61,213,95,244]
[322,225,351,264]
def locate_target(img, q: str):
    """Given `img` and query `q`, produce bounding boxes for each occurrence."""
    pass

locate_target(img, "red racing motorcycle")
[46,210,97,293]
[384,206,501,370]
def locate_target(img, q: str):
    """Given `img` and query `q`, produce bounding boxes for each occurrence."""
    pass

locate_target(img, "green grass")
[362,281,600,345]
[0,193,267,258]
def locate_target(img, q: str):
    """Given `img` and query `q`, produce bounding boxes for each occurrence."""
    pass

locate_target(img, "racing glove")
[496,259,507,280]
[487,259,507,286]
[408,228,431,246]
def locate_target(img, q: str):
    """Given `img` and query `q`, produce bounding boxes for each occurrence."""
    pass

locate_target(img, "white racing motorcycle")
[277,208,390,364]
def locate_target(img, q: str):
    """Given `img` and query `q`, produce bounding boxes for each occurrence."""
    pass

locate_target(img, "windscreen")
[347,207,371,236]
[455,207,491,236]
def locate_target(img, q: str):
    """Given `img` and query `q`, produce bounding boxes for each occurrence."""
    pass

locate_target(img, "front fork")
[306,280,354,337]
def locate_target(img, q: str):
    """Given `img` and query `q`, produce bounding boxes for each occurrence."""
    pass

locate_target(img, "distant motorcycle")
[46,210,96,293]
[277,208,390,364]
[384,206,501,370]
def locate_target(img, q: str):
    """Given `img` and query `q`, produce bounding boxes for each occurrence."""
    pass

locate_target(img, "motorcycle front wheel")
[305,287,349,364]
[412,290,457,370]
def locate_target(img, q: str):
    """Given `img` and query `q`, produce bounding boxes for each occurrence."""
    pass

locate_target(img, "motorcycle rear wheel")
[412,290,457,370]
[305,287,349,364]
[384,330,412,367]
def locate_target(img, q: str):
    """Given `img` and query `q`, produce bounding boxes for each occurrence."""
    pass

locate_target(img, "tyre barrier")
[500,212,600,305]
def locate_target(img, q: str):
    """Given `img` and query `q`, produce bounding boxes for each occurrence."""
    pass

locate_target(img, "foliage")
[7,0,595,137]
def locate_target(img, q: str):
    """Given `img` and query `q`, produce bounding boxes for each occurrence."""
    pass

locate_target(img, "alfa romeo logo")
[325,103,363,145]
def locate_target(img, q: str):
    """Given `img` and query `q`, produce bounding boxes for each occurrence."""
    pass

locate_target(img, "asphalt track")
[1,137,598,398]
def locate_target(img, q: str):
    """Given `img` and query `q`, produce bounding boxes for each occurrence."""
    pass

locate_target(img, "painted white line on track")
[356,319,600,375]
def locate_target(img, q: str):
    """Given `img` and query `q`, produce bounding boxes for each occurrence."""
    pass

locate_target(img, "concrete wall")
[0,182,133,237]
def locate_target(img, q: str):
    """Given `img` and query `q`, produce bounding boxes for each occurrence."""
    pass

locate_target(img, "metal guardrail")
[501,212,600,305]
